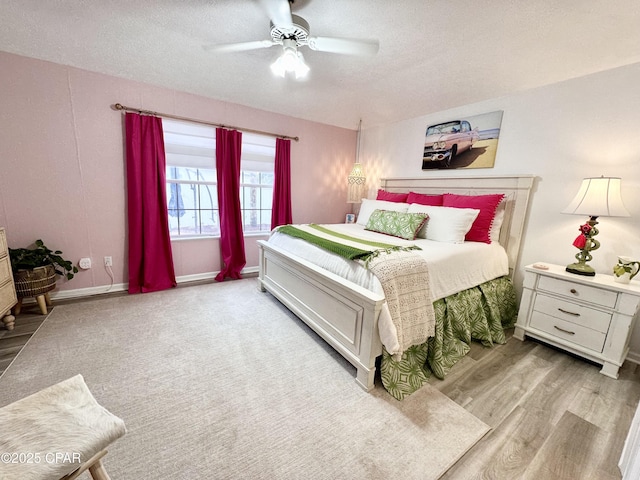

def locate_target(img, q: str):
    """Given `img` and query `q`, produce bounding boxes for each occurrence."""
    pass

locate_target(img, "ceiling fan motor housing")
[270,14,310,46]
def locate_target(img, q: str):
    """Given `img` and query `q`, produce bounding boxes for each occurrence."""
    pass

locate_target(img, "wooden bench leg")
[36,294,48,315]
[13,298,23,315]
[88,459,111,480]
[61,450,110,480]
[45,292,53,306]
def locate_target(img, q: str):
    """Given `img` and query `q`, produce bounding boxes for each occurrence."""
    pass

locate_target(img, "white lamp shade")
[562,176,630,217]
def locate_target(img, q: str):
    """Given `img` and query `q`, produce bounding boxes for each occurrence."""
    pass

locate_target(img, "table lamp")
[562,176,630,276]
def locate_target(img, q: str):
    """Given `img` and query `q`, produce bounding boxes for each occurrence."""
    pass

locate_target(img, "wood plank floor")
[1,302,638,479]
[437,330,640,479]
[0,306,47,376]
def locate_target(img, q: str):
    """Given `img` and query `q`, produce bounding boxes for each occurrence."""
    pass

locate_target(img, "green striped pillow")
[365,209,428,240]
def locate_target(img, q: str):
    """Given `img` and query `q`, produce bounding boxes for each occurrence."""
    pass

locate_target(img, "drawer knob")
[570,289,578,294]
[554,325,576,335]
[558,308,580,317]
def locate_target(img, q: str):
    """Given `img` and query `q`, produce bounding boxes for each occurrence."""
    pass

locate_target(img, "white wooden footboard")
[258,240,385,391]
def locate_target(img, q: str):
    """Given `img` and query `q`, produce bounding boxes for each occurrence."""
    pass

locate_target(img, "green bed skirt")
[380,276,518,400]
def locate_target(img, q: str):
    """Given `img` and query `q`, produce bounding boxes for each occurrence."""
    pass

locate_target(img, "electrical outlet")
[79,258,91,270]
[104,256,113,267]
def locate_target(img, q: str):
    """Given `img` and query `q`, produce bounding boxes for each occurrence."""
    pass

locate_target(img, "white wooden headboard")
[380,175,535,277]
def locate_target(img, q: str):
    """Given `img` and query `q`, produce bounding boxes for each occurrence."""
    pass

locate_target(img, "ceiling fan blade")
[307,36,379,56]
[203,40,276,53]
[257,0,293,28]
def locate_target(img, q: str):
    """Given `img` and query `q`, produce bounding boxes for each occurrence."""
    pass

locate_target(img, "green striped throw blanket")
[275,224,435,355]
[275,224,421,264]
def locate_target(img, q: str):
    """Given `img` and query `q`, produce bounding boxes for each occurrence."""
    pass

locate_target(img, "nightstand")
[514,263,640,378]
[0,228,17,330]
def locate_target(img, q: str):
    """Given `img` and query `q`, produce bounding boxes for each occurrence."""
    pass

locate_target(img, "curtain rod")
[112,103,299,142]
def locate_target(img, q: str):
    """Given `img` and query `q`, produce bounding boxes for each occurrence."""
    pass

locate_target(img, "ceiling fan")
[203,0,379,79]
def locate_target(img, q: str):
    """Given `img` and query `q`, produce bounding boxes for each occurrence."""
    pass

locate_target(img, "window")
[163,119,276,237]
[240,133,275,233]
[164,119,218,236]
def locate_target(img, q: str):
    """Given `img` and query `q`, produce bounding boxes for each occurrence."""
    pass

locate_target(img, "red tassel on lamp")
[571,223,592,249]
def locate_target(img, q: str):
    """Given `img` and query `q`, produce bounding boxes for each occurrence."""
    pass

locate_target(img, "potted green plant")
[9,240,78,301]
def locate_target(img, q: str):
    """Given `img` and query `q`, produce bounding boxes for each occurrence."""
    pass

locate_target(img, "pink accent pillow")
[407,191,444,206]
[376,189,409,203]
[442,193,505,243]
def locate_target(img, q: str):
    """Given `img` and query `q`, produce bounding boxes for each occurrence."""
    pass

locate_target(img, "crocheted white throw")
[0,374,126,480]
[368,250,435,357]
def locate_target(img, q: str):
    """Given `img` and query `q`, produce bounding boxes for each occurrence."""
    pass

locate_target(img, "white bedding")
[268,223,509,354]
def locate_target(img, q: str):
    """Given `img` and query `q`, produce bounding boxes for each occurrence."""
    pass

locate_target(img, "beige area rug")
[0,279,489,479]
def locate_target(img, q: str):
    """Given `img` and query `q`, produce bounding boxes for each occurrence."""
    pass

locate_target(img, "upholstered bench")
[0,374,126,480]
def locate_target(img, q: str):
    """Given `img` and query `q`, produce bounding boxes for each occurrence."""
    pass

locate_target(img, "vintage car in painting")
[423,120,479,168]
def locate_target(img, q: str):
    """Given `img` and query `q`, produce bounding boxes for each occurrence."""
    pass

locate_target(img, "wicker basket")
[13,265,57,298]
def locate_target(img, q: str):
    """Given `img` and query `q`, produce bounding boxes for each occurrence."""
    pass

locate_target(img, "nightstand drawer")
[533,294,612,333]
[538,275,617,308]
[530,311,606,353]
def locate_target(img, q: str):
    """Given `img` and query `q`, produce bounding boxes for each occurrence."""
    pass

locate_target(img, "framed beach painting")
[421,110,503,170]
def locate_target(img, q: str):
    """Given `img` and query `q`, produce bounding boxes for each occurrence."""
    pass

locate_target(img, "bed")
[258,175,534,399]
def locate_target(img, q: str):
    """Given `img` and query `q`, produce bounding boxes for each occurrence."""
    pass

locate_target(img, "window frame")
[163,119,276,239]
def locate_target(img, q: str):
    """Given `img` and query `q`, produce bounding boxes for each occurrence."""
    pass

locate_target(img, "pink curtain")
[125,113,177,294]
[271,138,292,229]
[215,128,246,281]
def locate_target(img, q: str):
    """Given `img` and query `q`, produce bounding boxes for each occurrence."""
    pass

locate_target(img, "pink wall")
[0,52,356,292]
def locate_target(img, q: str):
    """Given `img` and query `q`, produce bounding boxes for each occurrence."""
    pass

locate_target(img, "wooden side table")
[13,264,56,316]
[514,263,640,378]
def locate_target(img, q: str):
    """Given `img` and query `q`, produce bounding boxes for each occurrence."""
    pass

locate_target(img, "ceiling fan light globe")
[271,46,309,79]
[270,56,287,77]
[280,48,299,71]
[294,52,310,78]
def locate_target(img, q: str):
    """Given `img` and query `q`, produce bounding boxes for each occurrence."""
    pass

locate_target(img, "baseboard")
[626,351,640,365]
[26,266,260,304]
[47,282,128,301]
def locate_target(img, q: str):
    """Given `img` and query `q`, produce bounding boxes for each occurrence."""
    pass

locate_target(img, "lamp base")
[566,262,596,276]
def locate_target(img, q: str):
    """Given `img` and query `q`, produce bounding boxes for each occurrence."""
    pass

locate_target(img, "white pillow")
[489,199,506,243]
[356,199,409,226]
[407,204,480,243]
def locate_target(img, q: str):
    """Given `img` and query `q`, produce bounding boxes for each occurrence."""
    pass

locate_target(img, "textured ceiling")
[1,0,640,129]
